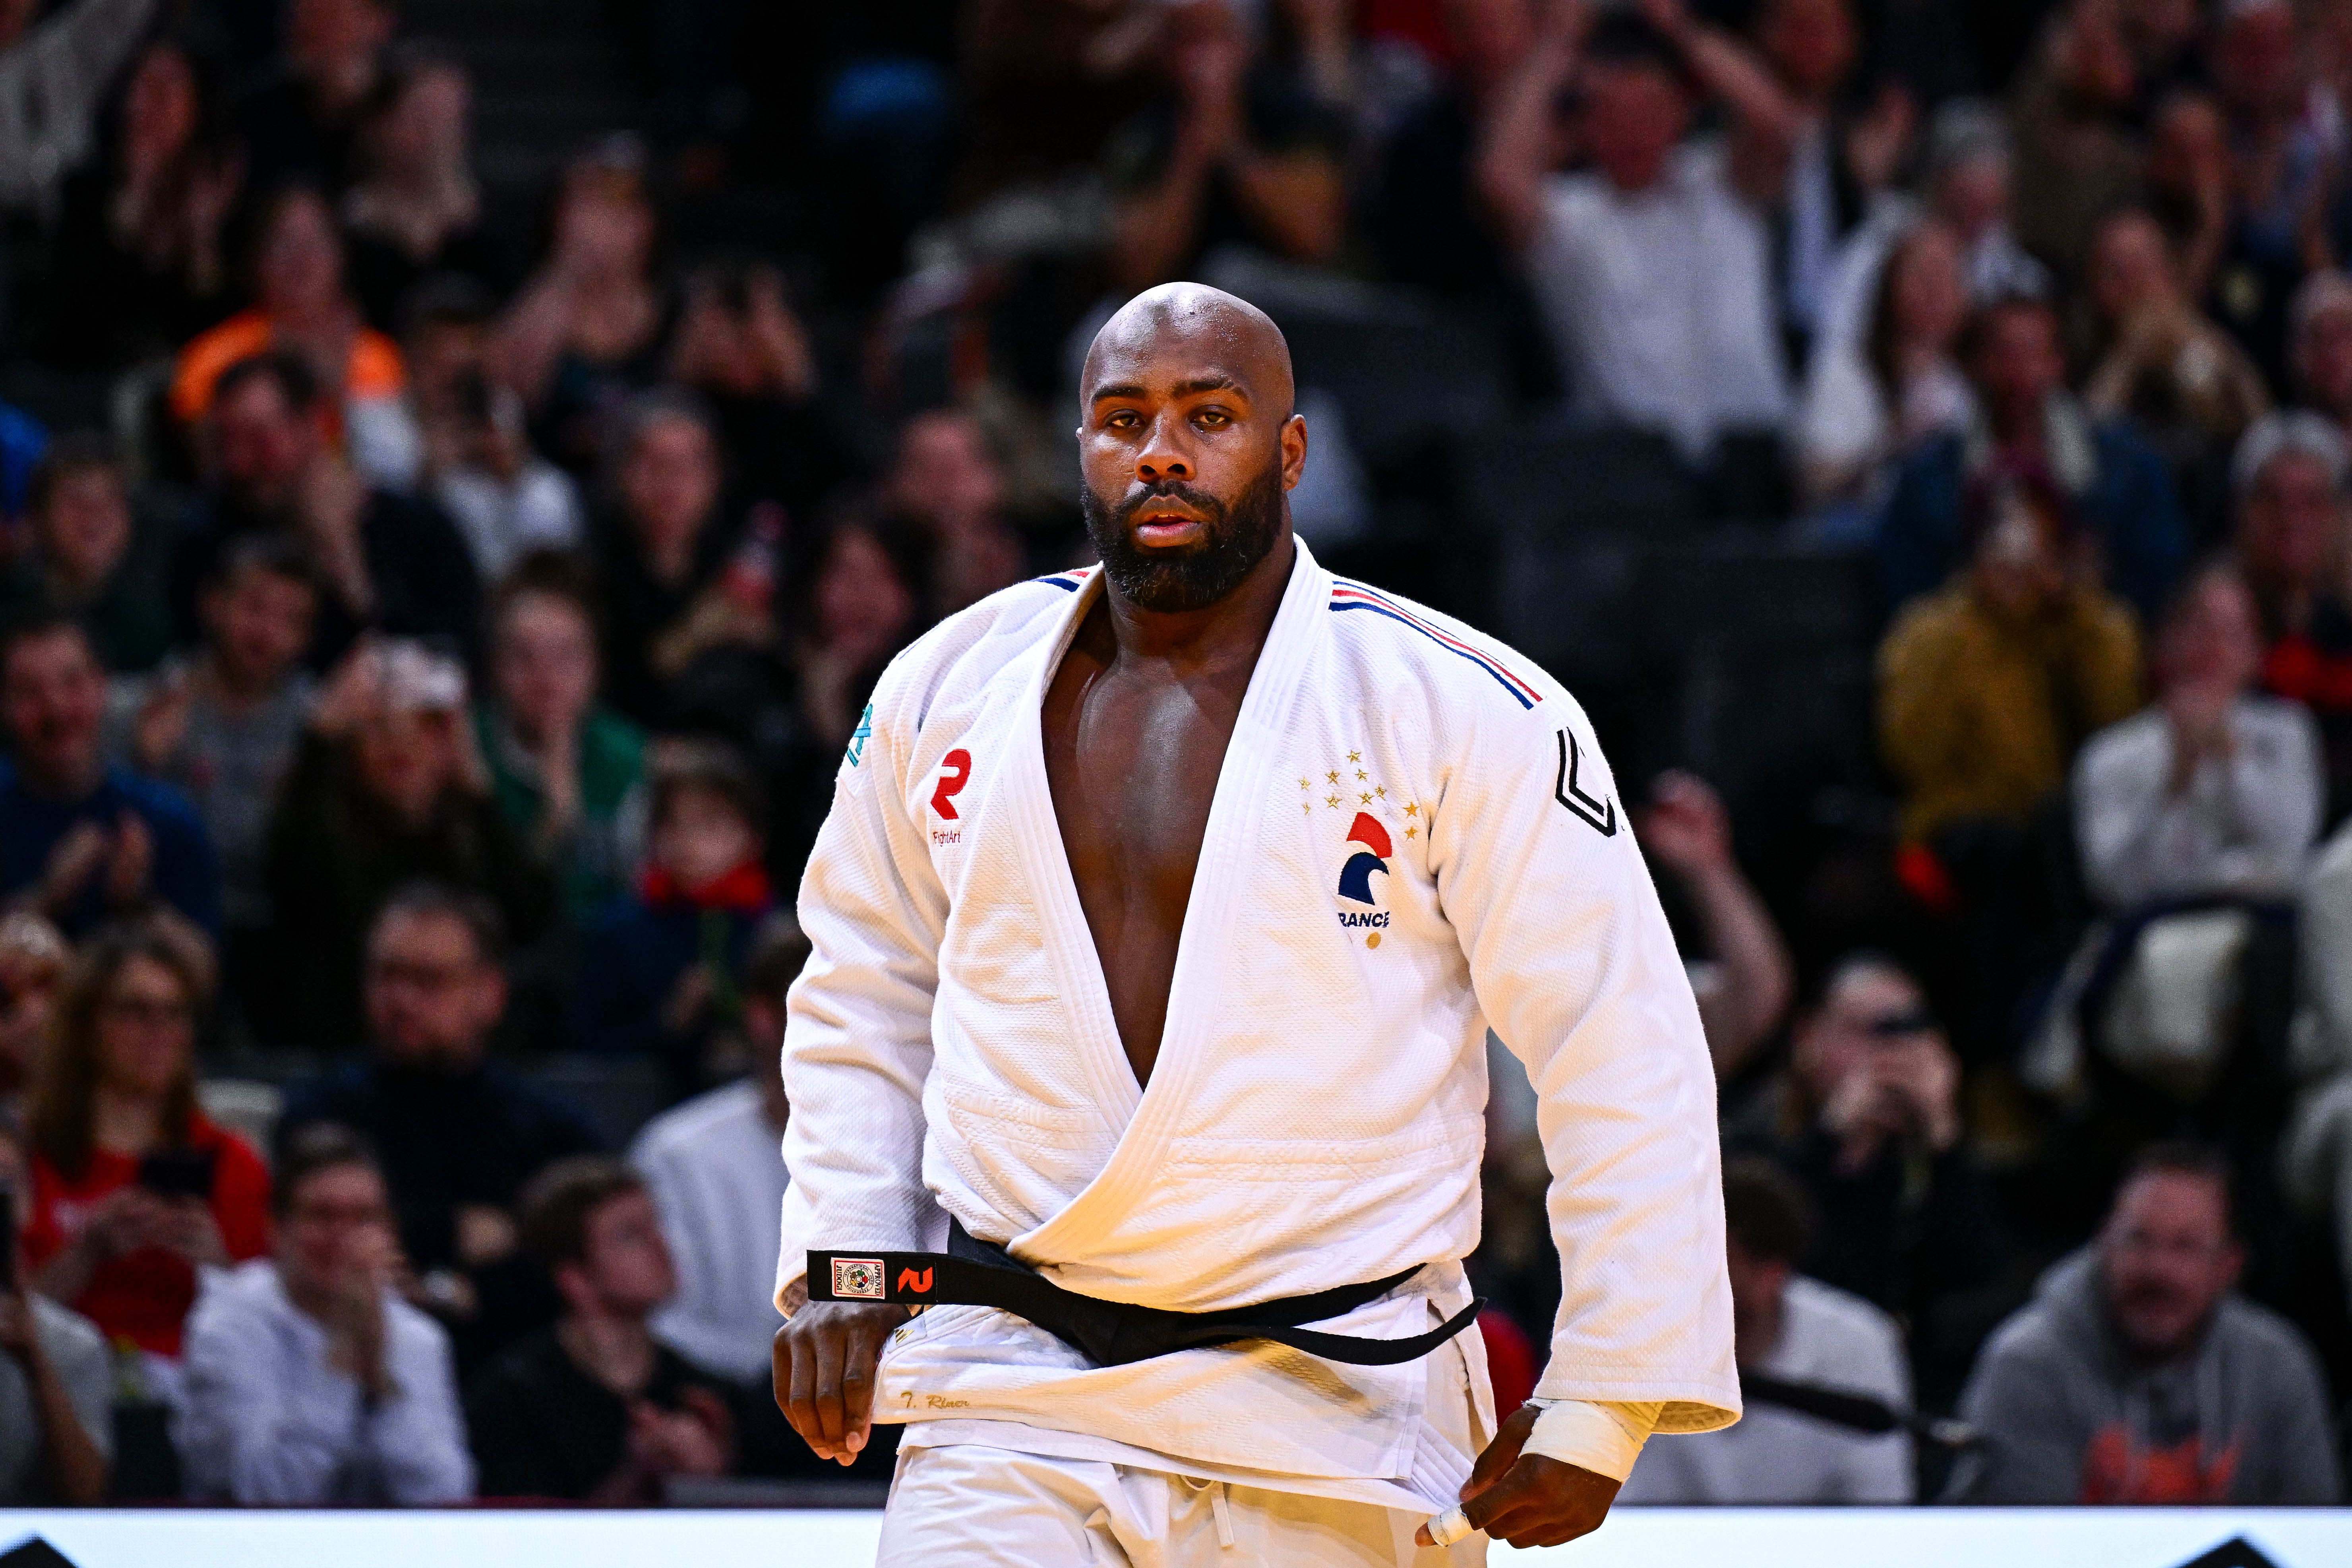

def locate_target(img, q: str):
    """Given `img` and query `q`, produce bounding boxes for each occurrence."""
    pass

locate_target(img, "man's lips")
[1129,500,1208,547]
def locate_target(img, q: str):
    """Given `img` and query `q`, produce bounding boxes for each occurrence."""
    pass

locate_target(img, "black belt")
[808,1220,1481,1369]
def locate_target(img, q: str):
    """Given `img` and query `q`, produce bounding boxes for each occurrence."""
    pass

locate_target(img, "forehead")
[292,1161,386,1207]
[2117,1169,2227,1227]
[1085,310,1269,399]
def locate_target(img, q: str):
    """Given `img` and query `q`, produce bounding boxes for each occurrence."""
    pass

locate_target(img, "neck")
[23,752,105,801]
[93,1084,168,1156]
[280,1263,339,1325]
[1101,532,1294,668]
[208,650,278,707]
[560,1305,656,1394]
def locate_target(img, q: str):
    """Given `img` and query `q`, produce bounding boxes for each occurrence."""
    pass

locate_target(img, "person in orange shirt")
[171,186,417,492]
[22,923,271,1369]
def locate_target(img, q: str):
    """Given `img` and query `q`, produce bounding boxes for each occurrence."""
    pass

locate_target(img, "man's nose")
[1134,416,1193,485]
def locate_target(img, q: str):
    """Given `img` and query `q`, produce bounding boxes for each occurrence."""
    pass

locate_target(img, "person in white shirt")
[2074,556,2322,913]
[774,284,1734,1563]
[1619,1157,1911,1504]
[0,1110,110,1505]
[178,1123,472,1505]
[631,914,805,1384]
[1478,9,1788,464]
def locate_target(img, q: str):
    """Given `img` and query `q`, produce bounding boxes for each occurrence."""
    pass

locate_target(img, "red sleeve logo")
[930,749,973,819]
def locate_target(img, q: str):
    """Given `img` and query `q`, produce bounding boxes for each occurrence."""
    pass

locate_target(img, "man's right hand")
[774,1299,909,1465]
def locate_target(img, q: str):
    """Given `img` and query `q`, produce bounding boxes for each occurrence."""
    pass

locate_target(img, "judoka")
[774,282,1737,1562]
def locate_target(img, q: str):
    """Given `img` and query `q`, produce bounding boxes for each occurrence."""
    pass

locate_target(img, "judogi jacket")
[777,539,1737,1510]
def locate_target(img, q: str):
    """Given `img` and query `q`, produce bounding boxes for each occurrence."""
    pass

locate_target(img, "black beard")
[1081,462,1286,612]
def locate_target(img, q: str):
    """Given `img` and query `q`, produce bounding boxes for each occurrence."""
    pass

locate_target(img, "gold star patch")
[1347,750,1362,763]
[1326,770,1340,784]
[1358,792,1372,804]
[1374,786,1386,799]
[1354,769,1368,781]
[1325,794,1340,808]
[1405,826,1419,840]
[1298,777,1309,790]
[1403,802,1419,817]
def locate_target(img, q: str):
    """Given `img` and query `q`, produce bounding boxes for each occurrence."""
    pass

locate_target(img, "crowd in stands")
[0,0,2349,1511]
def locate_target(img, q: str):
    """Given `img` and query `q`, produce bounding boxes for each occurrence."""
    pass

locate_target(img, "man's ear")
[1280,413,1309,491]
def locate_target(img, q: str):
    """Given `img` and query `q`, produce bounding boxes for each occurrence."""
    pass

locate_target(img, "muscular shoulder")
[858,569,1097,762]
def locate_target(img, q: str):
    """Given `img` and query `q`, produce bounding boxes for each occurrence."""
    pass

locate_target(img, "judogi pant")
[875,1444,1487,1567]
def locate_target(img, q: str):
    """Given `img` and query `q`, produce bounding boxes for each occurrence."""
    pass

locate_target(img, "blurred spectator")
[2290,269,2352,436]
[1920,100,2048,307]
[2284,811,2352,1312]
[1104,0,1351,290]
[665,259,858,529]
[1479,8,1789,464]
[884,409,1026,618]
[170,187,420,492]
[1796,219,1974,516]
[49,32,243,368]
[573,742,774,1091]
[0,612,221,937]
[2008,0,2156,276]
[477,563,646,924]
[494,142,666,475]
[240,0,395,196]
[0,434,175,674]
[1727,956,2004,1379]
[1618,1157,1910,1503]
[1960,1142,2340,1503]
[0,1106,110,1506]
[180,1123,472,1504]
[402,279,583,583]
[629,913,804,1385]
[2143,90,2232,309]
[22,924,271,1366]
[1636,770,1793,1076]
[2074,559,2321,912]
[261,640,556,1050]
[0,0,165,218]
[340,52,503,335]
[1879,294,2188,622]
[761,521,921,883]
[466,1156,734,1502]
[107,533,320,936]
[1879,478,2143,846]
[2205,0,2333,392]
[587,393,758,731]
[177,351,478,665]
[0,913,66,1108]
[279,886,598,1343]
[2232,412,2352,824]
[2080,206,2270,530]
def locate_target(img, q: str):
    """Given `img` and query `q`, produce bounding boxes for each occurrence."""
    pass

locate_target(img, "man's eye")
[1105,411,1140,430]
[1196,410,1230,428]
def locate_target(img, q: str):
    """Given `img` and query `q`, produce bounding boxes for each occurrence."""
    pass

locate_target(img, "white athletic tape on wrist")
[1520,1399,1662,1484]
[1425,1506,1475,1547]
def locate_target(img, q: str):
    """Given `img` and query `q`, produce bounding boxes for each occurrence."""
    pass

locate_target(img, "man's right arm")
[772,682,947,1462]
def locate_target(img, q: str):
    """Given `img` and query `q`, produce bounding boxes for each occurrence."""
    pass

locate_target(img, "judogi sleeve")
[775,681,950,1311]
[1428,692,1739,1433]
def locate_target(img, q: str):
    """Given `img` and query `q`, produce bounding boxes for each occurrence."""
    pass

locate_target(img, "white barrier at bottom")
[2,1507,2348,1566]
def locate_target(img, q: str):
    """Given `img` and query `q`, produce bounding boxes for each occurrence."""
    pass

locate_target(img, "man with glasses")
[280,882,599,1356]
[1960,1143,2339,1503]
[179,1122,472,1503]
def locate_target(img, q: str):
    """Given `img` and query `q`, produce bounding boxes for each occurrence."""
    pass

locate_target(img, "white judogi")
[777,540,1737,1551]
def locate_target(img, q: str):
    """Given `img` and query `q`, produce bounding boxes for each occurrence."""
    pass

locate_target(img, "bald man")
[774,284,1736,1563]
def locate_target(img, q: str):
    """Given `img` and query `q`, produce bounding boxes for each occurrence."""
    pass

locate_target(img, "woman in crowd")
[1796,218,1975,523]
[21,924,272,1371]
[340,52,504,333]
[0,912,67,1113]
[168,185,418,492]
[477,561,647,924]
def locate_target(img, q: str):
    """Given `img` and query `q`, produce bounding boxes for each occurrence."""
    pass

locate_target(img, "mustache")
[1113,480,1227,530]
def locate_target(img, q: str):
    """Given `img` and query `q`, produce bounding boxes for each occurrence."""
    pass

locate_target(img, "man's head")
[1076,283,1303,613]
[1755,0,1856,104]
[363,883,506,1066]
[0,614,108,798]
[345,639,470,823]
[2156,559,2263,699]
[361,51,467,186]
[201,534,317,691]
[2088,206,2183,325]
[27,434,133,596]
[615,393,721,556]
[490,561,599,743]
[2213,0,2303,129]
[739,912,809,1130]
[889,409,1006,536]
[1578,18,1692,195]
[1925,100,2013,247]
[210,351,326,506]
[254,186,347,319]
[1790,953,1939,1108]
[1963,295,2067,432]
[647,740,764,892]
[2232,410,2350,600]
[521,1155,676,1321]
[273,1121,398,1302]
[1721,1156,1818,1365]
[2098,1142,2241,1361]
[2290,269,2352,420]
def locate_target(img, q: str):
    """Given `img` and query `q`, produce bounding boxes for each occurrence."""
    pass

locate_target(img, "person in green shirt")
[474,556,645,922]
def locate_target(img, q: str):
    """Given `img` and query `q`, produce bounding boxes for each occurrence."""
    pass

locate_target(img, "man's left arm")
[1426,697,1738,1548]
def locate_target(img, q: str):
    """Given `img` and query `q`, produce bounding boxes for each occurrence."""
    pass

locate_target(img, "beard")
[1081,459,1286,613]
